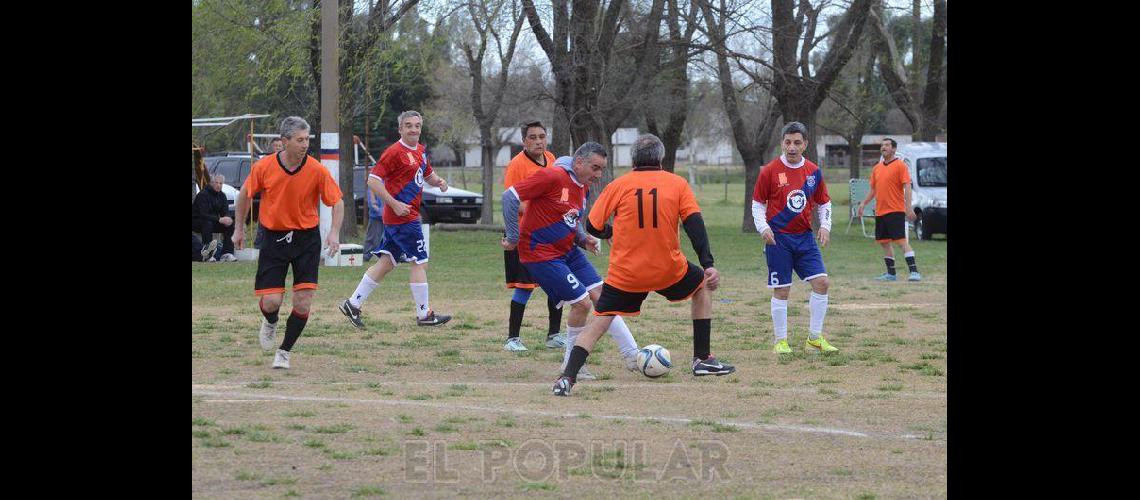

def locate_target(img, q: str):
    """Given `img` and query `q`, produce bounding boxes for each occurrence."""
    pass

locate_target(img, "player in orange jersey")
[856,138,922,282]
[553,134,734,397]
[233,116,345,370]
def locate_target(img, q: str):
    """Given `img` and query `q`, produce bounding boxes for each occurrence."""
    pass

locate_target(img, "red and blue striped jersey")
[370,140,434,225]
[510,164,587,263]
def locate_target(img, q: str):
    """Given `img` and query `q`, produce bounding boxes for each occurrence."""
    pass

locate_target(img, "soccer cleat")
[576,367,597,381]
[339,299,366,330]
[773,339,792,354]
[545,332,567,348]
[805,336,839,353]
[908,271,922,282]
[416,310,452,327]
[692,355,735,376]
[504,337,528,352]
[552,375,574,396]
[200,239,219,261]
[875,273,897,281]
[259,318,277,351]
[219,253,238,262]
[624,353,640,372]
[272,349,291,369]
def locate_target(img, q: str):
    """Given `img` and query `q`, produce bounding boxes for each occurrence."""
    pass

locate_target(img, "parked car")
[352,166,482,224]
[897,142,947,240]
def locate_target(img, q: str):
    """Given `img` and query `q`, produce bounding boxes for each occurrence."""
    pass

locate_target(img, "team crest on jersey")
[786,190,807,213]
[806,175,816,188]
[415,167,424,187]
[562,209,579,228]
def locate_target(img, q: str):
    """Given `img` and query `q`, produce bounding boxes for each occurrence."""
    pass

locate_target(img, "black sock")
[259,298,279,325]
[562,345,590,380]
[905,255,918,273]
[693,319,711,360]
[279,310,308,351]
[508,300,526,339]
[884,257,896,275]
[547,295,562,337]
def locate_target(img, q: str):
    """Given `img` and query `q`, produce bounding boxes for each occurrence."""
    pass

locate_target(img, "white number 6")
[769,272,779,286]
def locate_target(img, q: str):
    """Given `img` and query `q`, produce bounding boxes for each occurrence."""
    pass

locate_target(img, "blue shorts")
[373,220,428,265]
[764,231,827,288]
[522,247,603,308]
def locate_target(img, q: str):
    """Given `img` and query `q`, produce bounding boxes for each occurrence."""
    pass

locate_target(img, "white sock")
[349,274,379,308]
[904,250,915,258]
[809,292,828,339]
[606,316,639,359]
[562,325,584,369]
[771,297,788,340]
[410,283,430,319]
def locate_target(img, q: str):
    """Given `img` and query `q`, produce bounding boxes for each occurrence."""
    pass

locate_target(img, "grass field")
[193,168,947,498]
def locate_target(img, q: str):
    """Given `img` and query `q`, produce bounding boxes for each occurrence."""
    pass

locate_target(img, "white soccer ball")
[636,344,672,378]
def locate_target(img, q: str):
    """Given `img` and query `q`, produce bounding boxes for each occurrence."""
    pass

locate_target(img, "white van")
[896,142,946,240]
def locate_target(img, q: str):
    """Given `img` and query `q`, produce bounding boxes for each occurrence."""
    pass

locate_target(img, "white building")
[816,134,913,169]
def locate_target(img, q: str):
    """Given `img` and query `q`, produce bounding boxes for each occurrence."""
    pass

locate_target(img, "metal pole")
[319,0,339,263]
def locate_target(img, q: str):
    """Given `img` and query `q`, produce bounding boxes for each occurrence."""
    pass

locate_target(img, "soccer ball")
[636,344,672,378]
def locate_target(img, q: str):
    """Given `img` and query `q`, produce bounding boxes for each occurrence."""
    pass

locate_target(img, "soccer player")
[233,116,344,369]
[339,111,452,328]
[502,142,640,381]
[856,138,922,282]
[553,134,734,397]
[751,121,836,355]
[500,120,566,352]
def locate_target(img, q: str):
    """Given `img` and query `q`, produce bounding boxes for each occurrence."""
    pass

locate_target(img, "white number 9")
[567,274,580,289]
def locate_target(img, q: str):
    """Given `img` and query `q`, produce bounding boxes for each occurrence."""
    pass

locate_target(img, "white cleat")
[504,337,528,352]
[272,349,291,369]
[576,367,597,381]
[624,353,640,372]
[259,319,277,351]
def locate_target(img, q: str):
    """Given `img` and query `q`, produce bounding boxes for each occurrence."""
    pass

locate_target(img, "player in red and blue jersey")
[751,122,838,355]
[502,142,640,379]
[339,111,452,328]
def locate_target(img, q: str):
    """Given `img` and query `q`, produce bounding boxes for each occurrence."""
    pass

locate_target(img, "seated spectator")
[192,174,237,262]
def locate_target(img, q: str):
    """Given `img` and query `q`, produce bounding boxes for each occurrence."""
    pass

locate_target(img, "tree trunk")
[847,131,864,179]
[338,123,358,238]
[479,124,495,224]
[919,0,946,141]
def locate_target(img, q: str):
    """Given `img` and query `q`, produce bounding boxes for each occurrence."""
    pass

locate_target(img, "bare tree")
[460,0,527,224]
[770,0,875,147]
[817,25,886,179]
[644,0,702,172]
[868,0,945,141]
[698,0,783,232]
[521,0,665,187]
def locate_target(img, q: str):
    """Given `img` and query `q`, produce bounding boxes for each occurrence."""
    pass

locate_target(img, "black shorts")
[875,212,908,242]
[255,227,321,296]
[594,262,706,316]
[504,249,538,289]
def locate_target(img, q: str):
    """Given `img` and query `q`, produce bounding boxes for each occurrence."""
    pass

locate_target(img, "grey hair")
[398,110,422,125]
[573,142,607,162]
[631,133,665,168]
[211,173,226,182]
[781,121,808,139]
[280,116,311,139]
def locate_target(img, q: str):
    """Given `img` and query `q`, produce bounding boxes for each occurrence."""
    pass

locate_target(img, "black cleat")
[339,299,365,329]
[552,375,575,396]
[416,309,452,327]
[692,355,736,376]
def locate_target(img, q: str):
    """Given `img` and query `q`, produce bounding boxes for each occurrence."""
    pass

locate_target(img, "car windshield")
[916,157,946,187]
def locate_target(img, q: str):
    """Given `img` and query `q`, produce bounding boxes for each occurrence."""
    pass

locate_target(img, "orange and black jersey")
[587,168,708,292]
[245,152,343,231]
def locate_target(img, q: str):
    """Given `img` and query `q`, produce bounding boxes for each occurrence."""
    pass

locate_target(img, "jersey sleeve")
[422,147,434,179]
[320,165,344,206]
[510,168,553,202]
[503,161,522,189]
[678,177,701,220]
[752,165,769,203]
[370,151,390,182]
[588,181,620,231]
[245,160,265,195]
[812,170,830,205]
[897,162,911,185]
